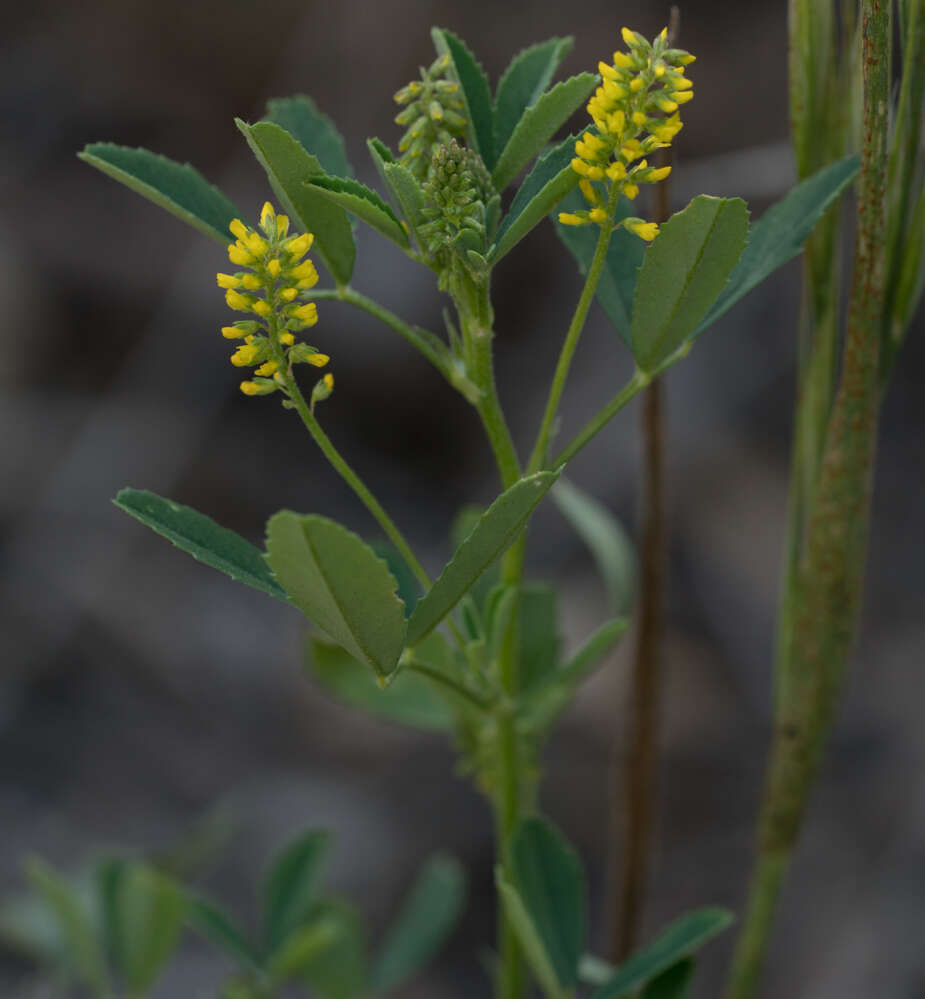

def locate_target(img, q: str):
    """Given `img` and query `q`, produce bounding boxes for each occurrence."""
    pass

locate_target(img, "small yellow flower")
[217,273,240,289]
[231,343,261,367]
[225,289,252,312]
[625,219,659,241]
[239,381,260,396]
[227,243,254,267]
[558,212,586,226]
[291,302,319,326]
[255,360,279,377]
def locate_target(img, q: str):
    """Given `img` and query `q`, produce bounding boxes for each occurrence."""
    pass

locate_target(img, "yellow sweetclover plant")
[65,17,886,999]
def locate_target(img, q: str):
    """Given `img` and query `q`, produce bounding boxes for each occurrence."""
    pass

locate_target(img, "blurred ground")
[1,0,923,996]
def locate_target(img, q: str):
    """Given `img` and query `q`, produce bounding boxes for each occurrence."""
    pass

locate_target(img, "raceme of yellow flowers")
[559,26,695,241]
[216,202,332,400]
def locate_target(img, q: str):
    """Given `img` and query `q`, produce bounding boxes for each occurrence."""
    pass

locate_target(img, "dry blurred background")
[1,0,923,996]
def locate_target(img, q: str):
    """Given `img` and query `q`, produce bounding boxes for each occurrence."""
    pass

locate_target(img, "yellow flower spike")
[228,243,254,267]
[251,300,272,318]
[280,332,295,346]
[558,212,587,226]
[225,289,252,312]
[579,178,600,206]
[626,219,659,241]
[229,219,249,242]
[240,274,262,291]
[291,302,319,325]
[245,233,268,256]
[280,287,298,302]
[255,360,278,377]
[284,232,314,259]
[589,207,608,224]
[230,343,260,367]
[217,273,241,289]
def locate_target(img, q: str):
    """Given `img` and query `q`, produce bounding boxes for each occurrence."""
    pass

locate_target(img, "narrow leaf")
[695,156,860,336]
[367,138,428,243]
[588,908,733,999]
[371,854,465,992]
[78,143,241,244]
[432,28,495,167]
[266,513,407,678]
[494,38,574,156]
[265,96,353,178]
[518,585,560,689]
[109,864,186,992]
[187,896,262,973]
[26,859,110,995]
[492,73,597,192]
[306,176,409,247]
[406,472,559,646]
[510,818,586,989]
[496,870,567,999]
[642,959,695,999]
[114,488,287,601]
[554,190,645,343]
[630,196,749,371]
[491,131,585,263]
[559,618,629,687]
[552,479,635,615]
[237,119,356,285]
[264,831,331,955]
[268,918,342,985]
[306,637,454,732]
[298,900,367,999]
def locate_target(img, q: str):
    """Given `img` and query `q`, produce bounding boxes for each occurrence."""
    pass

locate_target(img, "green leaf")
[371,854,466,992]
[694,156,860,336]
[510,818,586,989]
[265,96,353,178]
[492,74,597,192]
[306,175,409,248]
[432,28,495,167]
[268,918,342,985]
[588,908,733,999]
[496,870,567,999]
[555,190,645,343]
[25,859,110,995]
[642,959,695,999]
[559,618,629,688]
[78,143,241,244]
[187,896,262,973]
[552,479,635,616]
[114,488,287,601]
[406,472,559,646]
[306,636,454,732]
[237,119,356,285]
[494,38,574,157]
[518,585,560,689]
[367,138,428,244]
[491,131,585,263]
[630,196,749,371]
[263,830,331,955]
[298,899,367,999]
[105,863,186,992]
[266,512,407,678]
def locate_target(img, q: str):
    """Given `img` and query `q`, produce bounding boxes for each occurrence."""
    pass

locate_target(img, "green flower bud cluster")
[394,54,468,179]
[419,139,497,263]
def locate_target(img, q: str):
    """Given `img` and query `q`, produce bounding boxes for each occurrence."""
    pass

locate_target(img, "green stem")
[404,660,491,712]
[277,362,431,590]
[528,184,620,474]
[553,370,650,468]
[725,4,891,995]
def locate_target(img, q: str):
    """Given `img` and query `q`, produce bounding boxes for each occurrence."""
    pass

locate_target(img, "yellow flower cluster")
[216,203,332,399]
[558,26,695,241]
